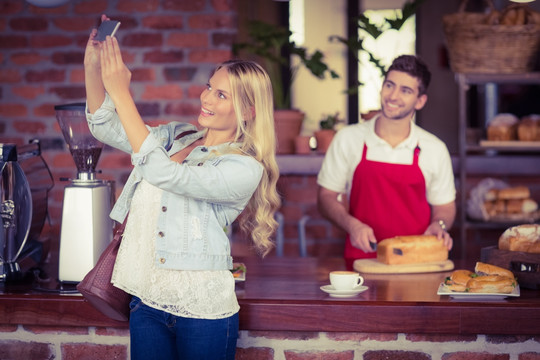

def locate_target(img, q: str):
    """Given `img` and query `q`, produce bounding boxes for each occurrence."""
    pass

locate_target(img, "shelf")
[276,154,324,175]
[456,72,540,85]
[464,217,540,230]
[455,71,540,260]
[465,144,540,154]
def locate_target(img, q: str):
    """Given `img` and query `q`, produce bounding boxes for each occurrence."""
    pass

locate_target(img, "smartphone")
[96,20,121,42]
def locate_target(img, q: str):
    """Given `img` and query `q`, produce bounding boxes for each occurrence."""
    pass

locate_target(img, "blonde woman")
[84,16,280,360]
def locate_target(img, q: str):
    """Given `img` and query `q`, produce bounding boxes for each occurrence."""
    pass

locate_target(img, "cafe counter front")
[1,257,539,359]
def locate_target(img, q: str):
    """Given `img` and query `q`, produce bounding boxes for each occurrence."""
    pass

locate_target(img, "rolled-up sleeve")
[85,93,133,153]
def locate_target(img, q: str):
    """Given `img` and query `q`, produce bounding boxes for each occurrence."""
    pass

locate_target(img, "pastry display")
[483,185,538,219]
[486,113,540,142]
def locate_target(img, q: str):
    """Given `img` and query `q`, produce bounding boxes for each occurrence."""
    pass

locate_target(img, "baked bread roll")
[499,224,540,253]
[497,186,530,200]
[517,115,540,142]
[377,235,448,265]
[487,113,518,141]
[475,261,515,279]
[522,198,539,214]
[506,199,538,214]
[444,263,517,294]
[484,189,498,202]
[444,269,474,292]
[466,275,516,294]
[482,185,537,218]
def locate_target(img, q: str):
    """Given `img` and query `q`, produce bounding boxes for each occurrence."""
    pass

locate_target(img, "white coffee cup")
[329,271,364,291]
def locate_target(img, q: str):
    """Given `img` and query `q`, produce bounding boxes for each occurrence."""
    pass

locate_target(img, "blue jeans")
[129,297,239,360]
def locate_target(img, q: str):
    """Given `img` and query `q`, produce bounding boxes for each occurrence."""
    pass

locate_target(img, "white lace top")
[112,179,239,319]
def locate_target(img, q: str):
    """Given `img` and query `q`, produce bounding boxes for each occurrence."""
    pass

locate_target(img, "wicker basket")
[443,0,540,74]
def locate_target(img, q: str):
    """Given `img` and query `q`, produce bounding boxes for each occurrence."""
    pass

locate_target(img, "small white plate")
[437,283,520,300]
[320,285,368,298]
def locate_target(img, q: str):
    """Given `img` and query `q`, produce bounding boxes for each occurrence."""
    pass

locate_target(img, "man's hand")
[424,221,453,250]
[348,219,377,253]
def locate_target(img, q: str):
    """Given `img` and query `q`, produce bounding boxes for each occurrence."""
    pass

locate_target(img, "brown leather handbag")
[77,219,131,322]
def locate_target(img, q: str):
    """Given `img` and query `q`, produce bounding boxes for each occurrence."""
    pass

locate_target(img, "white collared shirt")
[317,116,456,206]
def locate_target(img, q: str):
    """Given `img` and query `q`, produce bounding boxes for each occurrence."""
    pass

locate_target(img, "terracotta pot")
[294,135,312,154]
[274,109,304,154]
[314,129,336,153]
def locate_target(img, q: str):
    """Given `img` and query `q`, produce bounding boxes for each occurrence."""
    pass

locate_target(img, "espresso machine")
[55,103,113,283]
[0,144,32,281]
[0,140,53,283]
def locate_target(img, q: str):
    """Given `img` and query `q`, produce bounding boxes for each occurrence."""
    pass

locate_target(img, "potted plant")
[233,20,339,154]
[315,112,344,153]
[329,0,426,97]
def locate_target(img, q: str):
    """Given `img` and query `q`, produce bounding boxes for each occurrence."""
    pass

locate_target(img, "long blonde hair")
[214,60,280,257]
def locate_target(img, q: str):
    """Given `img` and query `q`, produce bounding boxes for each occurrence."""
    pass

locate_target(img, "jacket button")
[182,160,188,164]
[160,258,166,264]
[201,147,208,152]
[197,162,203,166]
[158,231,165,237]
[162,206,167,212]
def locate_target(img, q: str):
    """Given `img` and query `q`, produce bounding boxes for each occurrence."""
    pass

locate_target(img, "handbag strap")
[113,214,129,242]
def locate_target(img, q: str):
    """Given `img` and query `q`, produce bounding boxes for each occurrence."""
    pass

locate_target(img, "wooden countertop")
[1,257,539,334]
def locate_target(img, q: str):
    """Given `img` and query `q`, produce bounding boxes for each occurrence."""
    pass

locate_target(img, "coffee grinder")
[55,103,113,283]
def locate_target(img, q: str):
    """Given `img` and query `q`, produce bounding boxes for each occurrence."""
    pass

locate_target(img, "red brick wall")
[0,0,237,240]
[1,326,539,360]
[0,0,345,260]
[277,174,345,257]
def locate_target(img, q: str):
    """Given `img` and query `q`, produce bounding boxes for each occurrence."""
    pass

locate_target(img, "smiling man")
[317,55,456,269]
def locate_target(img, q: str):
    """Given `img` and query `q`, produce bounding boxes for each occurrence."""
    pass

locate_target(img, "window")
[358,8,416,114]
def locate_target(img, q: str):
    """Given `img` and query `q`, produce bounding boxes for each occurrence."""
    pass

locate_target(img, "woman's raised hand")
[84,14,109,71]
[100,35,132,102]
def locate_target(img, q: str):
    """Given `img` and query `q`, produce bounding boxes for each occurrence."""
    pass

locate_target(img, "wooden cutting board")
[353,259,454,274]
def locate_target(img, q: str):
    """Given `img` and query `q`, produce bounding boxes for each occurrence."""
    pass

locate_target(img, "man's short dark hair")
[386,55,431,95]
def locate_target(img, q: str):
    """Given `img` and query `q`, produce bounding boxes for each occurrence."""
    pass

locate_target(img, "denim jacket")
[86,94,263,271]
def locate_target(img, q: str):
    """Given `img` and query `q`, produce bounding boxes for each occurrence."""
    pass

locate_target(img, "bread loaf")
[517,115,540,141]
[377,235,448,265]
[498,186,530,200]
[482,186,537,218]
[487,113,518,141]
[499,224,540,253]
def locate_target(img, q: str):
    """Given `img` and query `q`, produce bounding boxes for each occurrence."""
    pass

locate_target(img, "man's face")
[380,70,427,121]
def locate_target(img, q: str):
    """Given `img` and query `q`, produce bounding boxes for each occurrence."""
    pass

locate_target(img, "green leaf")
[357,13,383,39]
[233,20,340,109]
[386,0,426,30]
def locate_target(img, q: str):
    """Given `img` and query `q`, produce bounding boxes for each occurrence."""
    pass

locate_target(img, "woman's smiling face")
[198,67,238,134]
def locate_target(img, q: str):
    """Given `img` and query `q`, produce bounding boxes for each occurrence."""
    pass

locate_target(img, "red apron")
[345,143,431,268]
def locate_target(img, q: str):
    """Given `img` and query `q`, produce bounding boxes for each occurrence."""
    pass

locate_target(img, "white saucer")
[320,285,368,298]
